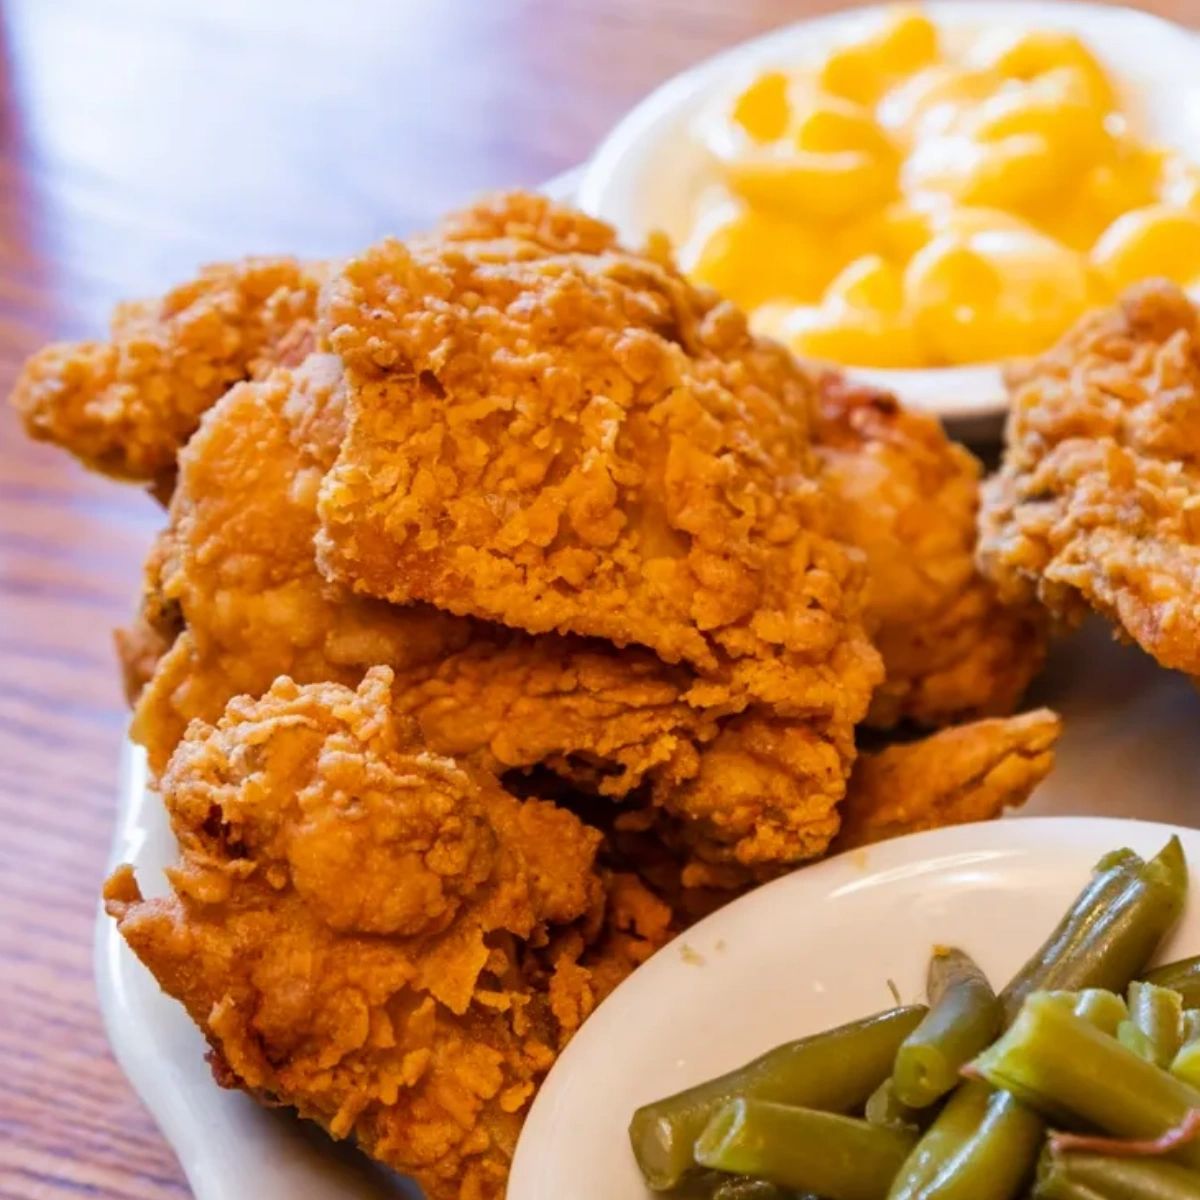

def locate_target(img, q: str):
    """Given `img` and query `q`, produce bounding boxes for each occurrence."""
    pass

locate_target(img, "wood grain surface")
[0,2,1195,1196]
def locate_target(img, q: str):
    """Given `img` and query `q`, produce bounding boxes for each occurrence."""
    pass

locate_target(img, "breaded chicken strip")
[315,193,881,727]
[105,668,617,1200]
[832,708,1062,851]
[814,377,1047,726]
[12,257,322,483]
[979,282,1200,677]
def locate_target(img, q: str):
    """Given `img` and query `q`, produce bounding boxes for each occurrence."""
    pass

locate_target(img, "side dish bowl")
[510,817,1200,1199]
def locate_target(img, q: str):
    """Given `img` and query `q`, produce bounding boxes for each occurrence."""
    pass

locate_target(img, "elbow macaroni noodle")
[682,6,1200,368]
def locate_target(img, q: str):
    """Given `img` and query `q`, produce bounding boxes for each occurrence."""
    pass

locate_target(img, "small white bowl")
[511,816,1200,1200]
[577,1,1200,429]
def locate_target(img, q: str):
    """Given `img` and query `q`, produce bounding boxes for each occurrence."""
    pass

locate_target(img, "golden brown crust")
[127,351,850,866]
[315,193,881,728]
[832,708,1061,852]
[7,190,1077,1199]
[128,355,474,769]
[105,668,613,1200]
[979,281,1200,676]
[11,257,323,483]
[813,375,1047,727]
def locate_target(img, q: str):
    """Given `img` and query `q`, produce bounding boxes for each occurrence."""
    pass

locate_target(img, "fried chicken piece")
[105,668,618,1200]
[315,192,881,727]
[813,376,1047,727]
[979,281,1200,677]
[130,352,855,866]
[12,257,323,483]
[127,354,476,769]
[831,708,1061,852]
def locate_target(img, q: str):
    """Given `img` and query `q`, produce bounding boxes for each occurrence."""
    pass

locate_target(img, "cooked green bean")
[892,948,1001,1108]
[629,1005,927,1190]
[888,841,1184,1200]
[973,992,1200,1168]
[1170,1010,1200,1088]
[1183,1011,1200,1043]
[710,1178,798,1200]
[1043,988,1130,1036]
[1001,839,1188,1024]
[1145,956,1200,1008]
[695,1099,916,1200]
[1070,988,1130,1036]
[886,1080,1043,1200]
[1121,982,1185,1067]
[1036,1149,1200,1199]
[866,1078,925,1131]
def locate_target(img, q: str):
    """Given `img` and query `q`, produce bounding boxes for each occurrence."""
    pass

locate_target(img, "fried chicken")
[813,375,1047,727]
[105,668,622,1200]
[315,193,882,728]
[126,354,475,769]
[128,346,854,867]
[12,257,323,484]
[9,188,1072,1199]
[832,708,1062,852]
[979,281,1200,678]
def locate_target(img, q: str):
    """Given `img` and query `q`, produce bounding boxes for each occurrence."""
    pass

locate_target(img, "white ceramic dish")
[576,1,1200,429]
[511,815,1200,1199]
[96,616,1200,1199]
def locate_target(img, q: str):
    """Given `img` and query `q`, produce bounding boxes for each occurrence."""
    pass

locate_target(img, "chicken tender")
[832,708,1062,851]
[12,257,323,483]
[979,281,1200,678]
[315,193,881,727]
[813,375,1047,727]
[105,668,616,1200]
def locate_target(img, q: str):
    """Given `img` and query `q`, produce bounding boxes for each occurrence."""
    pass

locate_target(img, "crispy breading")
[813,375,1047,727]
[5,188,1077,1200]
[315,193,882,728]
[105,668,616,1200]
[127,355,475,769]
[979,281,1200,677]
[12,257,323,482]
[127,351,854,866]
[832,709,1062,852]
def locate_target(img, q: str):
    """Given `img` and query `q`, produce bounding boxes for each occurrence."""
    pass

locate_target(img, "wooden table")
[0,1,1195,1195]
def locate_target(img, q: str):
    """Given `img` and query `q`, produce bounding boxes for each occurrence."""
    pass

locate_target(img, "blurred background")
[0,1,1193,1197]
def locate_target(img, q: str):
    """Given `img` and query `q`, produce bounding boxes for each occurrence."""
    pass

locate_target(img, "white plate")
[576,1,1200,428]
[95,616,1200,1199]
[511,815,1200,1199]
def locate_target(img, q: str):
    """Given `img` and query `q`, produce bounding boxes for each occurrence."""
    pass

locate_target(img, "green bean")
[1183,1011,1200,1043]
[866,1078,925,1131]
[695,1099,916,1200]
[886,1080,1043,1200]
[1042,988,1130,1036]
[1121,982,1185,1068]
[973,992,1200,1168]
[1001,839,1188,1025]
[1036,1149,1200,1199]
[1145,956,1200,1008]
[893,948,1001,1108]
[888,840,1184,1200]
[1071,988,1130,1035]
[1170,1010,1200,1088]
[629,1005,927,1191]
[710,1177,797,1200]
[1175,1039,1200,1089]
